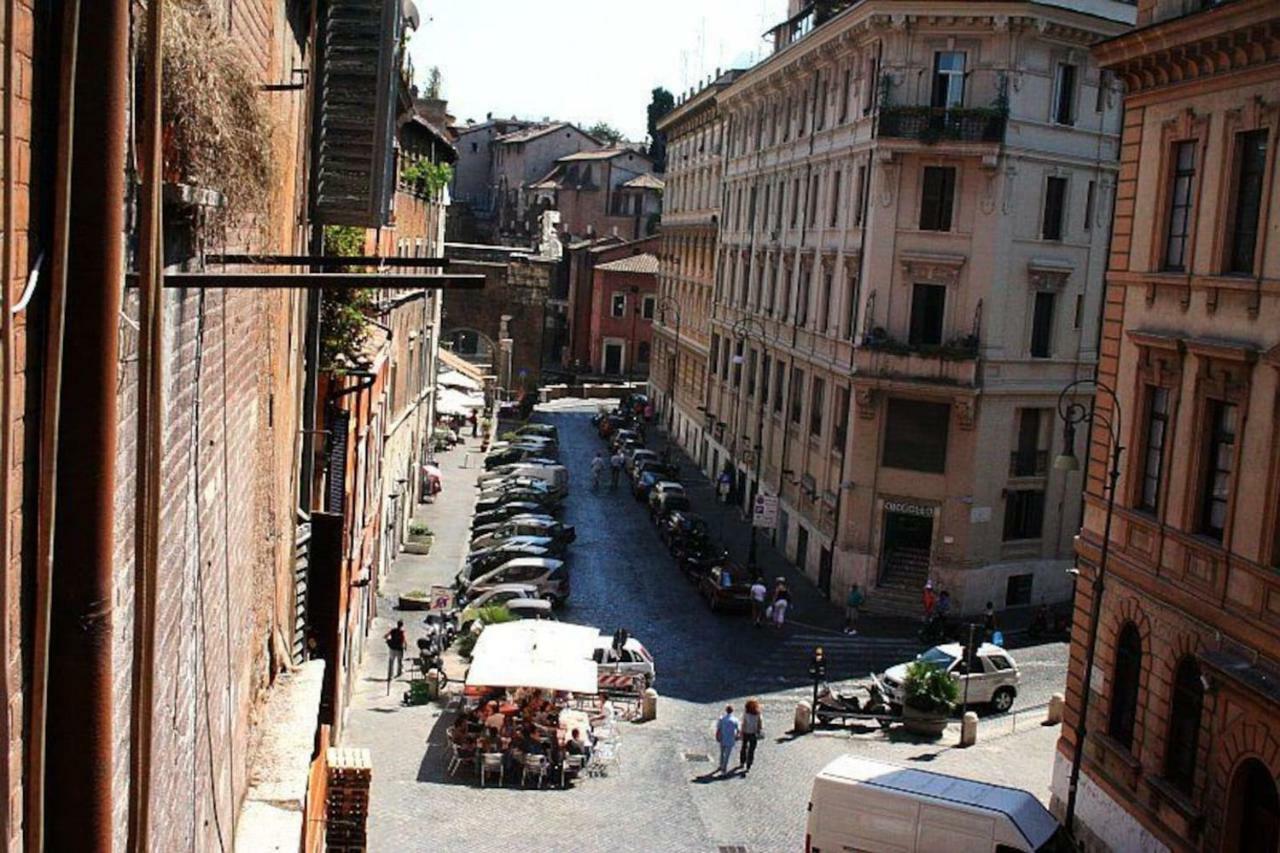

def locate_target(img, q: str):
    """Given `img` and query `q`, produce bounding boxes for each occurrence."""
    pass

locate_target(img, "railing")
[1009,450,1049,478]
[878,106,1007,144]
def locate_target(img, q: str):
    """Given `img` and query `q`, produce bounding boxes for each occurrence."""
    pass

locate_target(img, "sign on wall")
[753,493,779,529]
[883,499,935,518]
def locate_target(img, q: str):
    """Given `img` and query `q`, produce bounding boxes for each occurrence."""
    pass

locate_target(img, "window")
[1030,292,1055,358]
[816,77,828,130]
[1198,400,1237,540]
[863,54,878,116]
[931,51,966,109]
[808,174,819,226]
[709,334,720,381]
[818,273,832,333]
[1052,63,1076,125]
[641,296,656,320]
[909,283,946,347]
[882,398,949,473]
[1074,293,1084,329]
[810,377,825,437]
[789,368,805,424]
[611,293,626,318]
[1164,656,1203,795]
[732,339,744,388]
[796,270,810,327]
[1011,409,1048,477]
[919,166,956,231]
[840,66,851,123]
[775,181,785,228]
[1043,177,1067,240]
[772,360,785,413]
[767,261,778,315]
[854,164,867,226]
[791,178,801,227]
[1003,490,1045,541]
[1108,623,1142,750]
[746,349,758,398]
[1084,181,1095,232]
[1164,141,1197,271]
[1005,574,1034,607]
[761,354,772,404]
[761,184,770,230]
[1227,129,1268,274]
[833,386,850,451]
[1137,386,1170,514]
[987,654,1015,672]
[829,170,842,227]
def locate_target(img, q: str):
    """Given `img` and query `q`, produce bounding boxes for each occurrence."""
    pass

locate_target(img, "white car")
[650,481,685,501]
[592,636,656,687]
[463,557,570,606]
[880,643,1020,712]
[456,583,540,629]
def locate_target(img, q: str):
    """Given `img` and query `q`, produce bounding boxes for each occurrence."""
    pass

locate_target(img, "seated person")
[565,728,591,760]
[484,706,506,732]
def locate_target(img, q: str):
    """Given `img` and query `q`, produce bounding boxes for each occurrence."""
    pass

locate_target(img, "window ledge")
[1088,732,1143,791]
[1148,774,1203,832]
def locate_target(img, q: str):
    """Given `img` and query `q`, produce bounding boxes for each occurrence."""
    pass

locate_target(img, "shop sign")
[883,500,935,518]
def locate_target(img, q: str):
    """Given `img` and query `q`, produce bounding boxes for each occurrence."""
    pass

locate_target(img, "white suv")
[880,643,1020,713]
[592,636,656,688]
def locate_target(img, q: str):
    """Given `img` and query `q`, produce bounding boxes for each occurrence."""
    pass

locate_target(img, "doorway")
[1224,758,1279,852]
[818,546,833,597]
[880,509,934,585]
[796,526,809,575]
[603,342,623,375]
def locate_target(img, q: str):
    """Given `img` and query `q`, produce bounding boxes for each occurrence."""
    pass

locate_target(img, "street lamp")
[732,316,769,570]
[657,295,681,436]
[1056,378,1123,841]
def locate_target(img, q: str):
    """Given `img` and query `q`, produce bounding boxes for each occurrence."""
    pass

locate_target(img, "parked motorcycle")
[813,677,893,728]
[680,545,728,583]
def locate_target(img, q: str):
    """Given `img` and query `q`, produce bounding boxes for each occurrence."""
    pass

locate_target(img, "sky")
[407,0,788,142]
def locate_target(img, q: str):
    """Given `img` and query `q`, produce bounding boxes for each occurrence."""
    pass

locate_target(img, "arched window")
[1224,758,1279,853]
[1108,622,1142,749]
[1164,656,1203,793]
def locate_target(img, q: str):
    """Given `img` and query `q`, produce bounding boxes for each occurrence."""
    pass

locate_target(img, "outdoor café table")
[558,709,593,743]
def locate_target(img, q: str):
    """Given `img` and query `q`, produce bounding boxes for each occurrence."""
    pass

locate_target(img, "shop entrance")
[879,506,934,587]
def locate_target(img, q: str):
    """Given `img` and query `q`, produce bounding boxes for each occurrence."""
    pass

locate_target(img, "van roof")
[816,756,1057,850]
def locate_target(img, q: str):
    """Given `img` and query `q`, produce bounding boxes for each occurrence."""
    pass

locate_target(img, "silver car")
[880,643,1020,712]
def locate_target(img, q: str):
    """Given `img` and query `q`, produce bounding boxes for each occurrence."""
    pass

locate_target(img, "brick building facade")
[588,253,660,377]
[1050,2,1280,850]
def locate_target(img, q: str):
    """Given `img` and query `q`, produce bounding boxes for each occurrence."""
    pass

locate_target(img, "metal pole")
[961,622,975,718]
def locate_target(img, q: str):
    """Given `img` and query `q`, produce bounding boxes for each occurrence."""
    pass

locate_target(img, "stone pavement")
[343,401,1069,853]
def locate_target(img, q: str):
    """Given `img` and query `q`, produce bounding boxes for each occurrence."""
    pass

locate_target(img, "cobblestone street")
[346,401,1071,853]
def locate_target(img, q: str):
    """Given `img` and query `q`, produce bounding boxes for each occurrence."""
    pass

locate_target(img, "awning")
[436,387,485,416]
[438,369,482,391]
[465,622,600,694]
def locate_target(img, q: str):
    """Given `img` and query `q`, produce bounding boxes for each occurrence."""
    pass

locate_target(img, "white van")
[477,463,569,496]
[806,757,1063,853]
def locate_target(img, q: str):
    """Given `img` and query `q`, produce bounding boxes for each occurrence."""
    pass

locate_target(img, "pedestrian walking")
[770,582,790,629]
[384,620,406,683]
[749,578,768,627]
[739,699,763,772]
[469,410,478,437]
[844,583,865,635]
[591,451,606,489]
[922,580,936,623]
[609,449,624,489]
[714,705,741,774]
[983,601,997,640]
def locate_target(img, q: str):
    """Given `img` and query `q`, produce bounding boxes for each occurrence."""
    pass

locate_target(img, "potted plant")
[901,661,957,737]
[403,521,434,555]
[454,604,517,659]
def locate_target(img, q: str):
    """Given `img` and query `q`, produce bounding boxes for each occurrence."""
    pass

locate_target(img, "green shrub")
[408,522,432,537]
[454,605,517,659]
[902,661,958,715]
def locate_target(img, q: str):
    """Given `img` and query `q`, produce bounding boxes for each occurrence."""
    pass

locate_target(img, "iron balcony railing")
[878,106,1007,145]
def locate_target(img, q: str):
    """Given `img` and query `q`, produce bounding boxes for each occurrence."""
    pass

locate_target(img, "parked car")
[625,448,658,475]
[500,597,556,624]
[592,635,656,688]
[597,414,628,439]
[470,516,576,550]
[678,541,728,583]
[460,541,553,582]
[515,423,558,441]
[633,459,680,482]
[806,756,1063,853]
[477,475,563,499]
[648,489,691,521]
[505,435,558,456]
[698,564,754,612]
[879,643,1021,713]
[471,503,554,529]
[484,446,544,469]
[474,489,560,515]
[658,510,709,549]
[478,463,569,495]
[456,583,540,629]
[462,557,570,606]
[631,470,662,501]
[610,429,639,452]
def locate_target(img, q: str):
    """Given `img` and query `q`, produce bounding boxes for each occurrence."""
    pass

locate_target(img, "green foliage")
[587,121,625,145]
[902,661,958,714]
[408,521,432,537]
[320,226,374,369]
[323,225,365,258]
[647,87,675,172]
[400,158,453,198]
[455,605,517,658]
[425,66,443,99]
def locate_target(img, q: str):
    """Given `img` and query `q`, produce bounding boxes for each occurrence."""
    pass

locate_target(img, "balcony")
[853,333,979,388]
[877,106,1006,145]
[1008,450,1049,478]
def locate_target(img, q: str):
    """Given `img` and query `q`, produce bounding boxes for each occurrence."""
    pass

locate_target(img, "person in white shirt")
[749,579,768,627]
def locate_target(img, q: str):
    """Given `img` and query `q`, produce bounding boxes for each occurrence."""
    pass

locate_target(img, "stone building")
[701,0,1134,616]
[529,147,663,241]
[652,69,741,459]
[492,122,602,240]
[1050,1,1280,850]
[449,117,537,240]
[589,253,660,377]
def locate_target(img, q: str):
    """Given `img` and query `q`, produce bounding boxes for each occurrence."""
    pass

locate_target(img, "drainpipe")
[43,1,129,849]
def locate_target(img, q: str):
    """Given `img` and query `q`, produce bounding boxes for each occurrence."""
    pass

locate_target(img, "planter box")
[403,534,433,555]
[902,705,949,737]
[398,592,433,611]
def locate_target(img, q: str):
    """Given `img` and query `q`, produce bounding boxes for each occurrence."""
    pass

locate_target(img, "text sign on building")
[884,500,935,518]
[753,493,779,529]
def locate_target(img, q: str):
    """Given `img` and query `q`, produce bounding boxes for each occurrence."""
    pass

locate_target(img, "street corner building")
[0,0,459,850]
[655,0,1135,621]
[1050,1,1280,851]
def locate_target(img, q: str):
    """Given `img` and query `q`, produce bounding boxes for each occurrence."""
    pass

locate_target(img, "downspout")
[128,0,165,846]
[301,0,324,513]
[46,0,129,848]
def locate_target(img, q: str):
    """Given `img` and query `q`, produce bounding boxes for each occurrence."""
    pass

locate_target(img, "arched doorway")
[1224,757,1279,852]
[442,327,495,366]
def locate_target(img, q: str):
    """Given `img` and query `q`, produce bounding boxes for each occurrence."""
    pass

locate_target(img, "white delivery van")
[806,756,1064,853]
[478,463,569,496]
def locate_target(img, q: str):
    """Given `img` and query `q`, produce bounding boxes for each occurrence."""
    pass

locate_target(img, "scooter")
[813,677,894,728]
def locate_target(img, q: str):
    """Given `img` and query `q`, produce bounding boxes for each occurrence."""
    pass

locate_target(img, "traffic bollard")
[1047,692,1065,725]
[642,688,658,721]
[794,700,813,734]
[959,711,978,747]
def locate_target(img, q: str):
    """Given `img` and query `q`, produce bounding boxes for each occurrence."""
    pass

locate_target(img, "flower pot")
[902,704,948,737]
[403,533,433,555]
[398,591,433,611]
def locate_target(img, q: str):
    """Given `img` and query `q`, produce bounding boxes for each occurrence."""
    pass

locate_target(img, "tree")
[647,86,675,172]
[587,121,624,145]
[424,66,443,99]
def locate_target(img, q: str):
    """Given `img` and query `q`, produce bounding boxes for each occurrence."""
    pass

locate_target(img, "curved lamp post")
[732,316,770,570]
[657,295,681,435]
[1055,378,1123,841]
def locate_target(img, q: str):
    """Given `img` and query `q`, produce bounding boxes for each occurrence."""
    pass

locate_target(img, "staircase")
[863,546,931,618]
